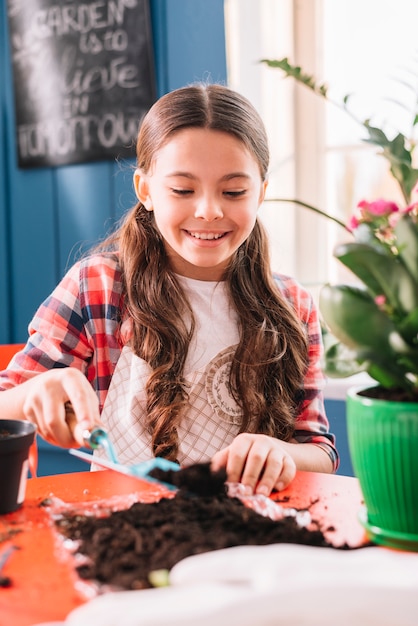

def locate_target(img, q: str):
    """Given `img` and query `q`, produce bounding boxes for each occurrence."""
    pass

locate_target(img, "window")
[225,0,418,298]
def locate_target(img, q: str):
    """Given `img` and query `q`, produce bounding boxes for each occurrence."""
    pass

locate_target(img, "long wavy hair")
[102,84,309,461]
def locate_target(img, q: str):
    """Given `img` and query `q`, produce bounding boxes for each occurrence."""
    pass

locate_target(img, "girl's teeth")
[189,232,223,240]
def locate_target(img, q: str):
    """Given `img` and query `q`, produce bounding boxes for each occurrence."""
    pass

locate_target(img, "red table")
[0,470,367,626]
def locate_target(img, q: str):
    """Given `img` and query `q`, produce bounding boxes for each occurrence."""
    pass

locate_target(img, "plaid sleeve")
[0,254,123,410]
[273,274,339,471]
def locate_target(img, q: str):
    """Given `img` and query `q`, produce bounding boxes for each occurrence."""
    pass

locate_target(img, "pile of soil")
[54,463,336,591]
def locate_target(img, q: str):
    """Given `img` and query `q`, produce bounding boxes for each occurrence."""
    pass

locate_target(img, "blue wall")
[325,399,354,477]
[0,0,227,344]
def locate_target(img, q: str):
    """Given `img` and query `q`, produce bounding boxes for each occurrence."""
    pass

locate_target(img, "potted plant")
[261,57,418,550]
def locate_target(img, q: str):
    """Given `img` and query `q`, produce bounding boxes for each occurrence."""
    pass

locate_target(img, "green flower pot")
[347,386,418,551]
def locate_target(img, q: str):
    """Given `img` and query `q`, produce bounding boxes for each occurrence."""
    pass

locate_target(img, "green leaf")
[362,124,418,202]
[363,125,411,165]
[259,57,328,98]
[387,331,418,375]
[402,169,418,202]
[334,242,418,314]
[319,284,397,354]
[398,308,418,343]
[395,213,418,282]
[365,361,409,389]
[322,341,366,378]
[260,58,417,204]
[320,284,418,391]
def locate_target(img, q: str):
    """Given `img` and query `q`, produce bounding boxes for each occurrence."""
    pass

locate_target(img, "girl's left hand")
[211,433,296,496]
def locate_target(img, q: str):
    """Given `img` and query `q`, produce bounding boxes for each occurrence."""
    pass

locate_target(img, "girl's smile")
[183,229,231,246]
[134,127,267,281]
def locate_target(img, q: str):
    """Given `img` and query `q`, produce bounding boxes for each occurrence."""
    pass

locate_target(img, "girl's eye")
[224,190,246,198]
[171,188,193,196]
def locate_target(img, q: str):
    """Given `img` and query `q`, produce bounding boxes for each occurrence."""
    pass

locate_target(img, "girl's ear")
[258,179,268,207]
[134,168,153,211]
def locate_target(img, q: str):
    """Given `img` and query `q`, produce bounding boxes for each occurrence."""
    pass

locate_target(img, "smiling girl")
[0,84,338,495]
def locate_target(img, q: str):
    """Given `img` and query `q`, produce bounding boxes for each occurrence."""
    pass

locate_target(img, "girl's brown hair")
[104,84,308,461]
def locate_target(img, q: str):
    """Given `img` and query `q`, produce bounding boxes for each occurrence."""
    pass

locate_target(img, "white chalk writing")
[17,112,139,159]
[32,0,138,39]
[7,0,154,167]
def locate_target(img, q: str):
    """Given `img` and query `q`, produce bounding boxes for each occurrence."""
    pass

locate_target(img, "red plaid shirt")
[0,253,338,469]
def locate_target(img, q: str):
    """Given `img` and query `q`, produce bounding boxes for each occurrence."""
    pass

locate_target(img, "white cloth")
[35,544,418,626]
[96,277,242,466]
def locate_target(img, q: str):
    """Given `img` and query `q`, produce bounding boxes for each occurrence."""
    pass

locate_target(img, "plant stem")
[264,198,351,232]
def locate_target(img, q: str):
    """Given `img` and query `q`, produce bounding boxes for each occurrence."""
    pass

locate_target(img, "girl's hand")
[211,433,296,496]
[22,368,101,448]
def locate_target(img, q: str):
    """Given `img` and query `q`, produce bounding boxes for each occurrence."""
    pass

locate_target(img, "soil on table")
[54,463,346,591]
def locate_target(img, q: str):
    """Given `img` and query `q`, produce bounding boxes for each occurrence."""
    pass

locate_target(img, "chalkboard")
[6,0,157,168]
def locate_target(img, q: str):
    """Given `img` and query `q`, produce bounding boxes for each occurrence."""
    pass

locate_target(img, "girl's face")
[134,128,267,281]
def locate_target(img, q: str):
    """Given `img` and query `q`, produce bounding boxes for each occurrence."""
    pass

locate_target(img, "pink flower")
[357,198,400,218]
[374,295,386,307]
[404,202,418,214]
[347,215,360,231]
[388,211,402,228]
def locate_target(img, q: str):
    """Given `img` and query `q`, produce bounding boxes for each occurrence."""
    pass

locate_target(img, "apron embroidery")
[96,344,242,467]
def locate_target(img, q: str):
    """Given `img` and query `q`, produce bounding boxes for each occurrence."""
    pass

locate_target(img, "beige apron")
[95,344,244,467]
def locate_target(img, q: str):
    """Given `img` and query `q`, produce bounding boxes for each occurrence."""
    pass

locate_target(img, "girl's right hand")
[22,368,101,448]
[211,432,297,496]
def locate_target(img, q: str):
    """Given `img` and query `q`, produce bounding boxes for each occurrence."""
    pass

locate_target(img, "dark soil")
[54,463,344,591]
[0,430,19,439]
[358,386,418,402]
